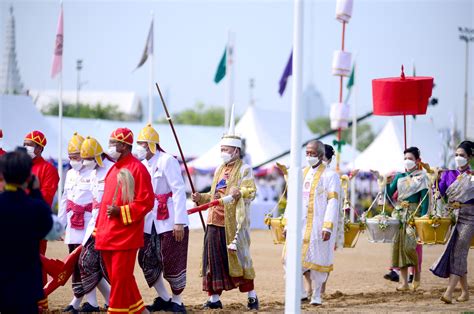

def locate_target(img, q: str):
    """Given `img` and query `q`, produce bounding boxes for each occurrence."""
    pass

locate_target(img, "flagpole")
[350,59,357,222]
[224,30,234,128]
[148,11,154,124]
[56,1,63,206]
[285,0,303,312]
[58,70,63,205]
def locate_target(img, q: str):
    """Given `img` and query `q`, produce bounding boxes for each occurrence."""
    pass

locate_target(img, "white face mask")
[404,159,416,171]
[135,145,148,161]
[221,152,233,164]
[306,156,320,167]
[70,160,83,171]
[108,146,121,161]
[25,146,36,159]
[82,159,96,170]
[455,156,468,168]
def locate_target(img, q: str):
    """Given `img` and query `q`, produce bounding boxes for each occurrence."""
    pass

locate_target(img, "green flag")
[346,64,355,89]
[344,64,355,103]
[214,47,226,84]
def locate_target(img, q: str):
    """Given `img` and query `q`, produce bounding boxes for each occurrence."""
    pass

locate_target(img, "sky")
[1,0,473,133]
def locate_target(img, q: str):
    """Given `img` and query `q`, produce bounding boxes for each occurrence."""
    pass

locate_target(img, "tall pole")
[224,30,234,129]
[464,40,469,139]
[58,70,63,205]
[148,12,154,124]
[350,60,357,222]
[459,27,474,139]
[285,0,304,312]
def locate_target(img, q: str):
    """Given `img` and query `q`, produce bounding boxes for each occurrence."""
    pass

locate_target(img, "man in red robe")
[24,130,60,310]
[0,129,6,156]
[95,128,154,314]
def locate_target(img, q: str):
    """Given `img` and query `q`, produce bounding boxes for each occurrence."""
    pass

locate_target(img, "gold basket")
[265,216,287,245]
[414,217,452,245]
[344,223,364,248]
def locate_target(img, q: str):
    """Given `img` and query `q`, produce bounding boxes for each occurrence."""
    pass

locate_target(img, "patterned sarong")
[79,237,109,294]
[138,226,189,295]
[202,225,254,295]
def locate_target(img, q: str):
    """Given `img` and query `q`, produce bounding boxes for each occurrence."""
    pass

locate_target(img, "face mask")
[108,146,121,161]
[455,156,468,168]
[0,138,3,148]
[82,159,96,170]
[306,156,319,167]
[221,152,233,164]
[25,146,36,159]
[135,145,148,160]
[404,159,416,171]
[70,160,83,171]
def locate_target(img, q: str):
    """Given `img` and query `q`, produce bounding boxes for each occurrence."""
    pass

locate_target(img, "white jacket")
[58,167,94,245]
[142,151,188,234]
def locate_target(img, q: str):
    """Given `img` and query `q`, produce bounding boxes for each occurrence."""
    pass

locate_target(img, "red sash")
[66,200,93,229]
[155,192,173,220]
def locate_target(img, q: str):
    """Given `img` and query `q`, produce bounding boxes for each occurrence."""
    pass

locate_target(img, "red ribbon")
[66,200,92,230]
[155,192,173,220]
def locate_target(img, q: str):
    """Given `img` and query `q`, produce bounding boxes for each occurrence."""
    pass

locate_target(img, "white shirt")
[142,151,188,234]
[82,158,114,245]
[58,166,94,244]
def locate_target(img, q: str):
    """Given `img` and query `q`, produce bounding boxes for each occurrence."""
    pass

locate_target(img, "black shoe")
[62,305,78,314]
[383,270,399,282]
[146,297,172,312]
[247,297,259,311]
[202,300,223,309]
[168,302,187,313]
[408,274,414,283]
[79,302,100,312]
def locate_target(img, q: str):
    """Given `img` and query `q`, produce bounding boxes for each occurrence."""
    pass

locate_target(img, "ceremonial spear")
[155,82,206,231]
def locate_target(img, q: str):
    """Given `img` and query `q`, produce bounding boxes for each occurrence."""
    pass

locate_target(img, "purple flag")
[278,51,292,96]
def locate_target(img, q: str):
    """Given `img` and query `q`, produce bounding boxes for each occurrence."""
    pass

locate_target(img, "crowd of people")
[0,121,472,313]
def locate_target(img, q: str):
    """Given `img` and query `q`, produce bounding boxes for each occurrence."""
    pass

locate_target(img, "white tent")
[44,116,224,159]
[188,106,315,171]
[0,94,224,160]
[351,118,444,174]
[0,95,67,159]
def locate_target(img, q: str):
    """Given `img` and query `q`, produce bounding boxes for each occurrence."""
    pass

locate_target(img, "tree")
[42,102,125,120]
[159,102,227,126]
[306,117,375,151]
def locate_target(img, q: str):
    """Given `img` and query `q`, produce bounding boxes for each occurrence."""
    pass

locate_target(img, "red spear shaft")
[155,82,206,231]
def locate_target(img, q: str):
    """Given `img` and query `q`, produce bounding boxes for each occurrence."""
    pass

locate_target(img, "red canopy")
[372,69,433,116]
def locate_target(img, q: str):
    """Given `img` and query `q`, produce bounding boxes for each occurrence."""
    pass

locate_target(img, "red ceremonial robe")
[95,153,154,314]
[31,155,59,308]
[32,156,59,207]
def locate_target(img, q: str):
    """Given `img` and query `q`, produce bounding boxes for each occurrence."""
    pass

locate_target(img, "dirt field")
[45,230,474,313]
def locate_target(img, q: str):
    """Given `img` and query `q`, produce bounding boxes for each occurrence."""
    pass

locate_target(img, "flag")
[278,51,292,96]
[214,47,226,84]
[51,5,63,78]
[346,64,355,89]
[135,20,153,70]
[344,64,355,103]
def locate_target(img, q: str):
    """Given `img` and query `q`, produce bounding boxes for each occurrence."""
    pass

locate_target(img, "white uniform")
[301,164,340,271]
[82,159,114,245]
[142,151,188,234]
[59,167,94,245]
[284,164,340,304]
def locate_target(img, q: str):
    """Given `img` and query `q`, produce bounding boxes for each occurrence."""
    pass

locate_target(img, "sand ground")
[44,230,474,313]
